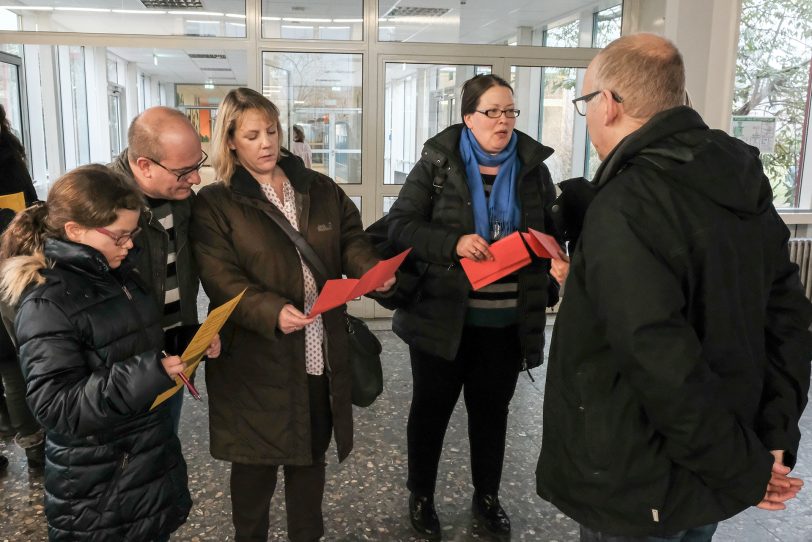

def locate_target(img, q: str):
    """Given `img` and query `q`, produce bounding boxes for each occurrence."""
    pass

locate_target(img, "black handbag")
[345,313,383,407]
[259,206,384,407]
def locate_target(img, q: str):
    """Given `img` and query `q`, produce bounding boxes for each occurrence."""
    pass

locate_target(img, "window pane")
[349,196,362,216]
[384,63,490,185]
[592,4,622,48]
[734,0,812,208]
[9,43,245,192]
[379,0,622,46]
[263,52,362,184]
[383,196,398,215]
[262,0,363,40]
[0,2,247,37]
[512,66,597,183]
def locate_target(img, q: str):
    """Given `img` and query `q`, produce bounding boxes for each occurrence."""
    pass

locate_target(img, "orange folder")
[522,228,562,259]
[308,248,412,317]
[460,232,531,291]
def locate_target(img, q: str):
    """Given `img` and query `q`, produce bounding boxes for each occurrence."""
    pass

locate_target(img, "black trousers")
[0,325,41,439]
[230,375,333,542]
[407,325,521,497]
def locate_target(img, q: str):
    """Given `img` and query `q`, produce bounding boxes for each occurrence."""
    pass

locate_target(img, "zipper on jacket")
[121,285,133,300]
[98,452,129,510]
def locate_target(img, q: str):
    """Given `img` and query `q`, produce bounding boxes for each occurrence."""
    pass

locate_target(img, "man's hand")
[756,455,803,510]
[161,354,185,378]
[278,304,316,334]
[206,334,221,359]
[375,276,396,293]
[551,255,570,285]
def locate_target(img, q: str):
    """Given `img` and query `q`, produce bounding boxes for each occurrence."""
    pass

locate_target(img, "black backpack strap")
[258,207,329,288]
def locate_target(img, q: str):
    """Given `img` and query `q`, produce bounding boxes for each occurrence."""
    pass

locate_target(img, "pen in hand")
[162,351,202,401]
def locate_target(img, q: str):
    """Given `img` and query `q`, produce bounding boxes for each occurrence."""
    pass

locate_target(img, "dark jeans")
[407,325,521,497]
[166,390,183,434]
[0,339,41,440]
[580,523,718,542]
[230,374,332,542]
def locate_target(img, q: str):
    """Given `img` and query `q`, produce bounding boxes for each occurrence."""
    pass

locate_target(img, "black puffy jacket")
[537,107,812,535]
[387,124,558,366]
[10,239,191,541]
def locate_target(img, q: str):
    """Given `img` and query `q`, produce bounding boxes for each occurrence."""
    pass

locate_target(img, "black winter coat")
[109,151,200,328]
[13,239,191,541]
[537,107,812,535]
[387,124,557,366]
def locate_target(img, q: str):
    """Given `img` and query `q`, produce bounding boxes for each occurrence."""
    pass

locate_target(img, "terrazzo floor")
[1,321,811,541]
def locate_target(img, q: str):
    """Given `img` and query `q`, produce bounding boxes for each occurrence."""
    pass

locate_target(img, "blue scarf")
[459,127,521,241]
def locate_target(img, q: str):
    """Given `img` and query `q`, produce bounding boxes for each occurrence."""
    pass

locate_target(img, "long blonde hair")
[211,87,280,184]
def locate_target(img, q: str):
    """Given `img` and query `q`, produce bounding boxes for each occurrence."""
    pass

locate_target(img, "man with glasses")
[110,106,219,433]
[537,33,812,542]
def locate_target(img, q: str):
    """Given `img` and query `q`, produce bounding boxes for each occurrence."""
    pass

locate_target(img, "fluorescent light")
[282,24,313,30]
[323,26,350,30]
[0,5,53,11]
[225,13,245,19]
[378,17,389,22]
[204,83,215,89]
[227,22,245,27]
[261,16,281,21]
[187,19,220,25]
[379,26,396,31]
[334,18,362,23]
[282,17,331,23]
[439,67,456,72]
[331,86,342,91]
[112,9,166,15]
[54,7,110,12]
[168,10,223,16]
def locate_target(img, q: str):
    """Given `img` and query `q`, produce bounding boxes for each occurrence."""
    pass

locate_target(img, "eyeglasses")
[145,150,208,182]
[572,90,624,116]
[475,108,521,119]
[95,226,142,247]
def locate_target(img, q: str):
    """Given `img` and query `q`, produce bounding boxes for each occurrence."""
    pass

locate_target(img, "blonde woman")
[190,87,392,541]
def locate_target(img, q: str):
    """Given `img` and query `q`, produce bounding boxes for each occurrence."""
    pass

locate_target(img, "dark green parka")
[190,155,378,465]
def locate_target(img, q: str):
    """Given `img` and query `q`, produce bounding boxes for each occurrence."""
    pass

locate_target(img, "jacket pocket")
[575,366,614,470]
[97,451,129,511]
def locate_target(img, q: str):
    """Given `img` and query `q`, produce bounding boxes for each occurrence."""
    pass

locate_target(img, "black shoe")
[0,454,8,471]
[409,493,441,540]
[472,493,511,535]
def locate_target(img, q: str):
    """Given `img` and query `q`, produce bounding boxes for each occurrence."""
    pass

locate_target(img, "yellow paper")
[151,289,246,410]
[0,192,26,213]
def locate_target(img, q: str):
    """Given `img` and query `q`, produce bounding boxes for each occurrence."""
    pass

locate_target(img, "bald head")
[127,106,198,163]
[126,106,204,200]
[591,33,686,120]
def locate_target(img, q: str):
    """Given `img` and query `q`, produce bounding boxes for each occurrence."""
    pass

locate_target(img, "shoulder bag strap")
[258,207,329,288]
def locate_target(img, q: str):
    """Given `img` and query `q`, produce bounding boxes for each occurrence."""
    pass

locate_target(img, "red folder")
[307,248,412,317]
[524,228,562,259]
[460,232,531,291]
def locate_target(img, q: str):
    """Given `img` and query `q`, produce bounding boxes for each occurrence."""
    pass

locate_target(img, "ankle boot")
[17,429,45,472]
[409,493,441,540]
[472,492,511,535]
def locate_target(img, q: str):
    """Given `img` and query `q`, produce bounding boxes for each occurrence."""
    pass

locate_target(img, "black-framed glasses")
[95,226,142,247]
[475,108,521,119]
[145,150,208,182]
[572,90,624,116]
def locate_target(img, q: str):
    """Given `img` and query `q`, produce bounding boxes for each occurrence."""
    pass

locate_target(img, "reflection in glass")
[593,5,623,48]
[378,0,622,46]
[262,0,363,40]
[512,66,595,183]
[384,63,490,185]
[0,2,247,37]
[263,52,362,184]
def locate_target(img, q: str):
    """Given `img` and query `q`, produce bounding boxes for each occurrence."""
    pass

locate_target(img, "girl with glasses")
[0,164,191,541]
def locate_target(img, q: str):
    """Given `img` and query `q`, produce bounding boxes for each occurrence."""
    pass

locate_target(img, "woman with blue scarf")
[387,74,564,539]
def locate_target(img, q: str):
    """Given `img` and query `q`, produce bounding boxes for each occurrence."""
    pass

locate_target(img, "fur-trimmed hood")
[0,251,47,309]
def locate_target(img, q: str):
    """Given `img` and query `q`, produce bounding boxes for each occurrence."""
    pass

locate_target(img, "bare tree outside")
[734,0,812,206]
